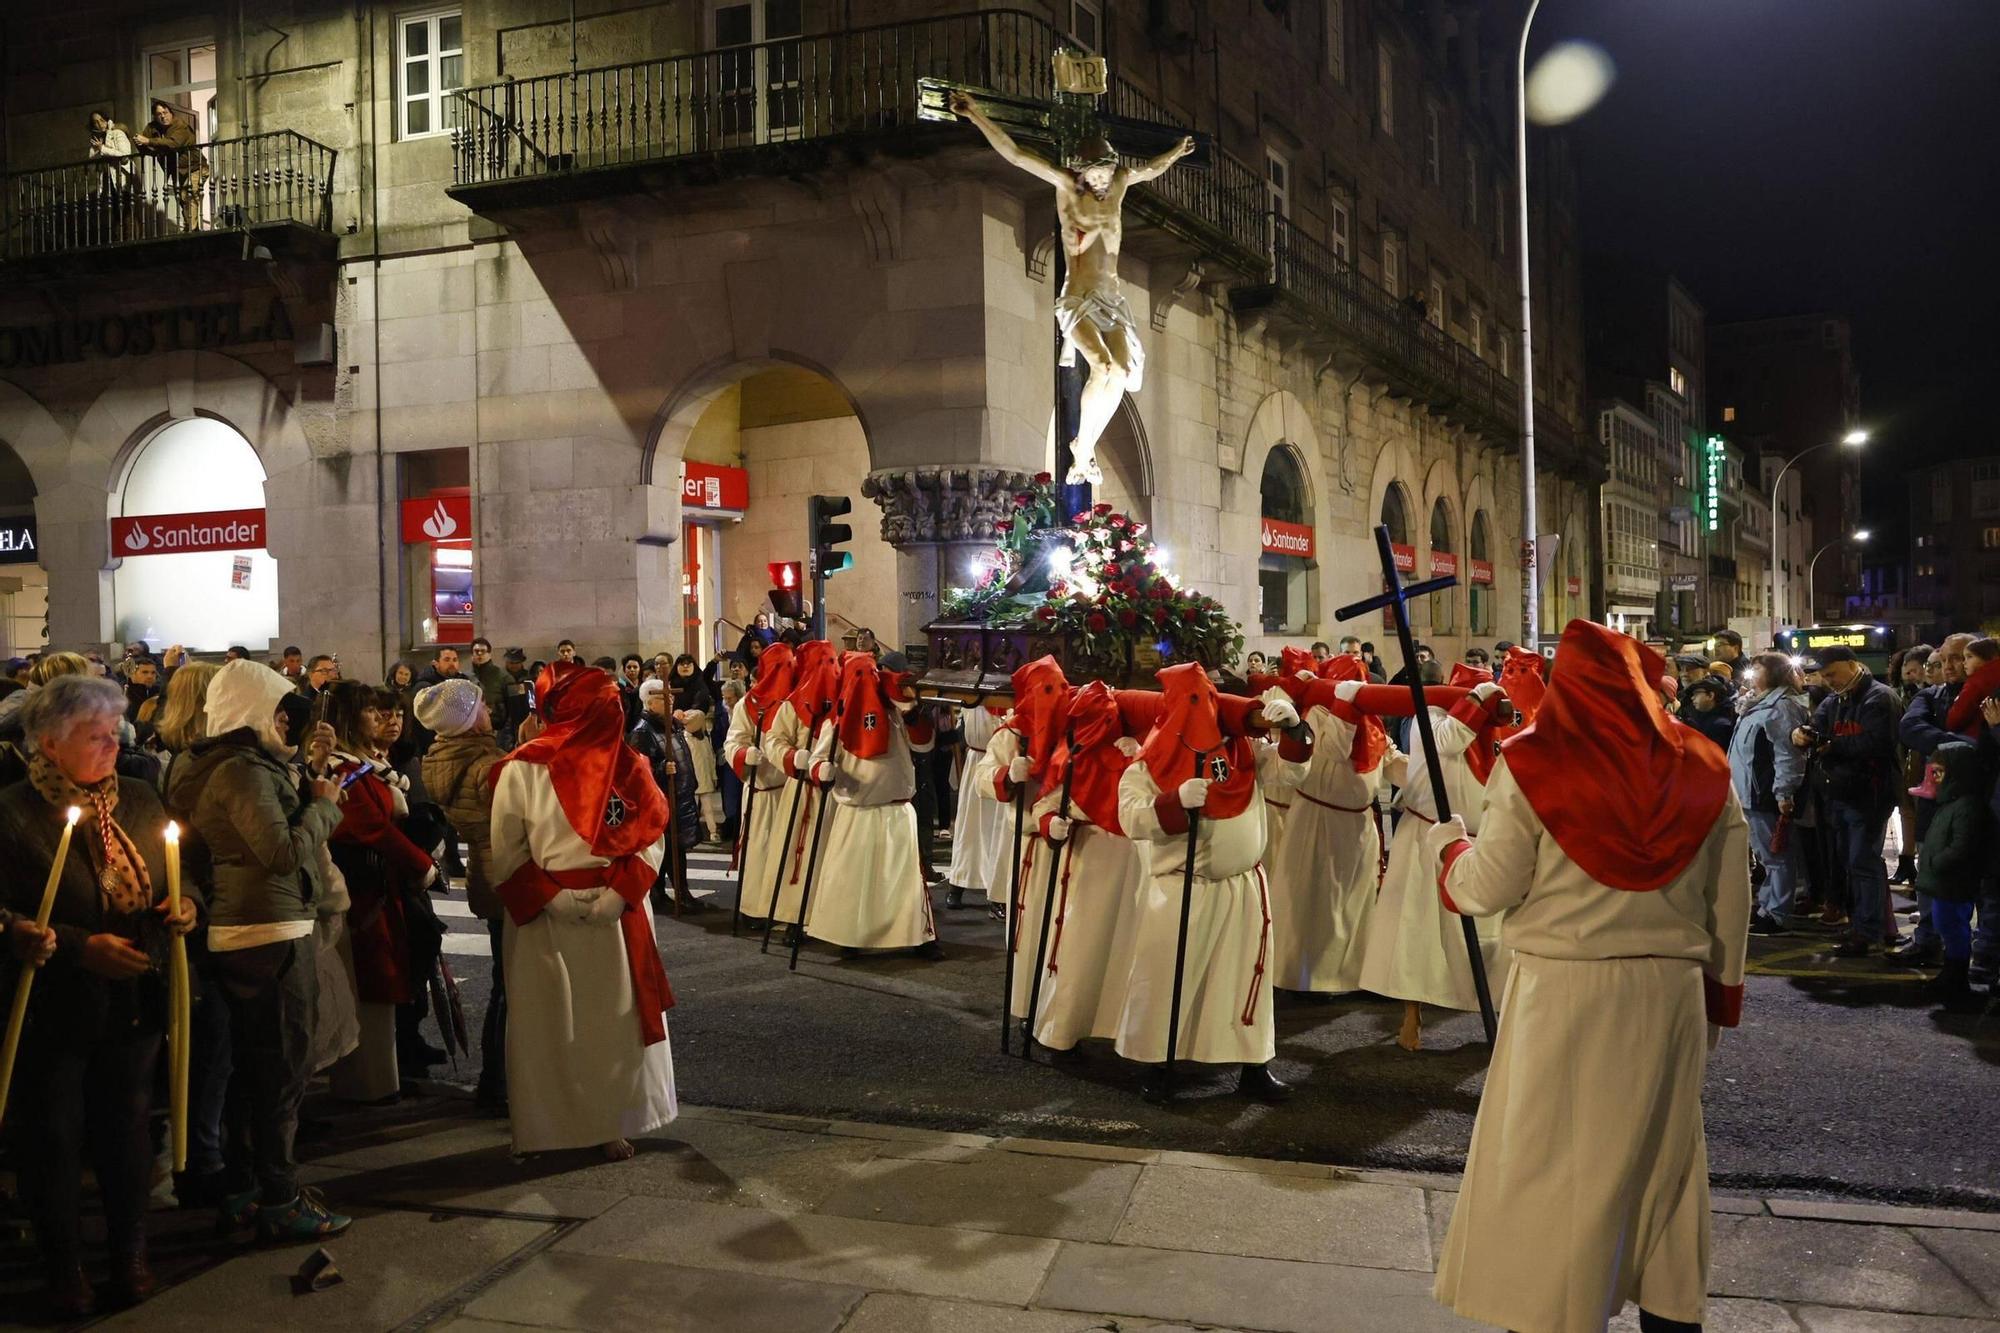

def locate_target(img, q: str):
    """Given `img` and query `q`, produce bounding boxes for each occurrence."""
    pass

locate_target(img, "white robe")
[725,696,812,923]
[1361,711,1509,1012]
[490,761,676,1154]
[973,726,1051,1014]
[1264,702,1387,994]
[1113,746,1305,1066]
[801,709,936,950]
[947,708,1013,899]
[1018,787,1146,1049]
[1434,759,1751,1333]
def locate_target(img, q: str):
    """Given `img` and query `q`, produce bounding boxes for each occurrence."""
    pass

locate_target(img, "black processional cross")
[1334,524,1500,1044]
[918,55,1211,522]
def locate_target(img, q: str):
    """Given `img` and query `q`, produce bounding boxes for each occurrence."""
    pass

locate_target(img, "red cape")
[1008,656,1073,787]
[1499,646,1548,723]
[1279,646,1319,677]
[1445,683,1507,786]
[1139,663,1255,820]
[1046,681,1131,835]
[1296,655,1389,774]
[1502,620,1732,891]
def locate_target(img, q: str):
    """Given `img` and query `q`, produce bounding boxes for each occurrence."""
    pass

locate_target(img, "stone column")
[861,466,1035,649]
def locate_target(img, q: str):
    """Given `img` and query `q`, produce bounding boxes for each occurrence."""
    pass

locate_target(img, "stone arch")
[1463,470,1501,638]
[0,391,55,658]
[1235,391,1326,644]
[641,349,877,489]
[0,378,69,498]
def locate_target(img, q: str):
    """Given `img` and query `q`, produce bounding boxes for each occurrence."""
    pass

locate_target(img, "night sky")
[1544,0,2000,542]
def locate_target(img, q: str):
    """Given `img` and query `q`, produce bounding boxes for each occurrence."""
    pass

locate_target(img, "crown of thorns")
[1069,134,1119,169]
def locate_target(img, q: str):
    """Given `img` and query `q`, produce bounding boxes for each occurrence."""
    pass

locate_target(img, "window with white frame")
[1428,271,1446,329]
[1468,306,1483,358]
[1423,103,1441,184]
[1329,197,1352,265]
[1380,229,1402,297]
[1265,148,1291,219]
[399,9,464,139]
[1069,0,1102,52]
[144,40,218,140]
[1326,0,1346,83]
[1376,42,1395,135]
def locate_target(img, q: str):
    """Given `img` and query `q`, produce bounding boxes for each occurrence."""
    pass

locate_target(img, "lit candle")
[0,805,83,1127]
[164,822,189,1172]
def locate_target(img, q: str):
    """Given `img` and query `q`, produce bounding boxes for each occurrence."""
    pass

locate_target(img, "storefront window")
[1380,483,1412,631]
[1258,445,1314,635]
[112,418,277,651]
[1468,510,1492,635]
[400,448,472,649]
[1429,498,1456,634]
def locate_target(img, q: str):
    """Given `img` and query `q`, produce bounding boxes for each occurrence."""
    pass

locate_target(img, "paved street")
[421,840,2000,1211]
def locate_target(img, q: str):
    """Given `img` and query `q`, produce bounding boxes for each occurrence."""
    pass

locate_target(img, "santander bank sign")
[1259,517,1315,558]
[112,507,267,557]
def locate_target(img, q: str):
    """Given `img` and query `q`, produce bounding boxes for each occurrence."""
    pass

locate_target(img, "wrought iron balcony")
[447,9,1268,270]
[1249,212,1522,444]
[1,131,337,265]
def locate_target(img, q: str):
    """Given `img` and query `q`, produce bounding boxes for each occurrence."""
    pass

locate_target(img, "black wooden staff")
[1022,722,1077,1059]
[731,702,765,936]
[1157,746,1211,1102]
[758,744,811,956]
[1000,766,1026,1056]
[787,699,845,972]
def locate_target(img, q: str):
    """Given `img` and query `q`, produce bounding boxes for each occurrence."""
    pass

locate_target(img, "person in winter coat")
[629,678,701,913]
[1799,648,1905,956]
[1727,654,1811,934]
[165,661,351,1244]
[1916,742,1990,1013]
[1679,675,1737,752]
[417,678,508,1109]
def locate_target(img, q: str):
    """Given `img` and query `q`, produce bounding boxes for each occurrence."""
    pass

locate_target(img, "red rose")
[1117,608,1138,628]
[1107,514,1128,529]
[1035,604,1057,622]
[1033,471,1053,485]
[1014,492,1035,507]
[994,520,1010,534]
[1149,582,1172,600]
[1086,611,1109,632]
[1093,503,1113,517]
[1180,607,1197,622]
[1150,605,1169,624]
[1073,510,1091,523]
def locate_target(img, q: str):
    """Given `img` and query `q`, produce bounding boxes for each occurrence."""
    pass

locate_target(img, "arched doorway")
[1379,482,1415,636]
[655,362,885,657]
[111,417,277,651]
[1258,443,1316,635]
[0,441,41,656]
[1468,510,1494,636]
[1429,497,1457,635]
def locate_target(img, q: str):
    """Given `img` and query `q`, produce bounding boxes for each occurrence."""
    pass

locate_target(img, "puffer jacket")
[1916,743,1991,903]
[165,728,340,930]
[420,730,505,920]
[629,713,700,851]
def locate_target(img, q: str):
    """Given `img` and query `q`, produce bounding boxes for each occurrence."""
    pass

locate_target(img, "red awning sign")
[1260,517,1315,558]
[1470,558,1495,585]
[112,507,266,557]
[1390,543,1416,574]
[400,494,473,544]
[684,461,750,511]
[1566,576,1583,597]
[1430,550,1459,578]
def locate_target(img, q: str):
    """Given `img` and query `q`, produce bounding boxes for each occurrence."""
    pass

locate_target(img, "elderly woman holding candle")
[0,674,194,1318]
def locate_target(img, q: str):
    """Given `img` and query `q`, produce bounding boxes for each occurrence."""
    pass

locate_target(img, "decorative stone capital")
[861,466,1037,547]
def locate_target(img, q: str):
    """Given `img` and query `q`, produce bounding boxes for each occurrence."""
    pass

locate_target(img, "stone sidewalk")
[84,1102,2000,1333]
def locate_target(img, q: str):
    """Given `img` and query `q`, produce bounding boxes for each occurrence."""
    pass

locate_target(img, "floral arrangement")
[938,475,1244,670]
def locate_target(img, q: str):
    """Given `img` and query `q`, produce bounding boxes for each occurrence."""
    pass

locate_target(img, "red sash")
[495,858,675,1046]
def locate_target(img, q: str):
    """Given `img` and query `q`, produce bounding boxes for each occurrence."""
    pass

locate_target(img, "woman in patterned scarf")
[0,674,194,1317]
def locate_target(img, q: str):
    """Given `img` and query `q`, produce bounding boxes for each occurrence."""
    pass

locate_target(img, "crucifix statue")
[922,55,1205,508]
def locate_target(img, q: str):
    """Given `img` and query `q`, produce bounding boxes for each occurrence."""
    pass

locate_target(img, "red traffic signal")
[768,560,802,590]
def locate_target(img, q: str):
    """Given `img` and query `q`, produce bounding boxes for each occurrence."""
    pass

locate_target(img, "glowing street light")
[1806,529,1870,626]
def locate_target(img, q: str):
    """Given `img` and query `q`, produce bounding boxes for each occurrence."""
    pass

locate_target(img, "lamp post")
[1514,0,1543,649]
[1805,528,1870,627]
[1767,429,1867,644]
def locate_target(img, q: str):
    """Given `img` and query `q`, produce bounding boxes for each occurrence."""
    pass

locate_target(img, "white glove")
[582,887,629,924]
[809,760,834,786]
[1008,756,1032,784]
[544,889,589,922]
[1423,814,1470,865]
[1177,777,1209,810]
[1260,696,1300,730]
[1044,815,1072,843]
[1333,680,1362,702]
[741,746,762,769]
[1115,736,1141,758]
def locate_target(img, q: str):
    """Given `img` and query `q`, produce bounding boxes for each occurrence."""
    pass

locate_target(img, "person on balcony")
[87,112,134,187]
[133,99,208,232]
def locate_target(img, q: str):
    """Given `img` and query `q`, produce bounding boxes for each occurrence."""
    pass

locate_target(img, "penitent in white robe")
[801,709,936,951]
[490,762,676,1154]
[725,696,812,924]
[972,726,1049,1015]
[1264,701,1387,995]
[947,708,1013,900]
[1017,789,1146,1050]
[1433,758,1751,1333]
[1113,746,1304,1066]
[1361,711,1509,1012]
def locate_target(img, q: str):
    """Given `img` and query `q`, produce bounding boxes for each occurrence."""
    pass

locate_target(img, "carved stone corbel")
[578,204,638,291]
[1150,259,1207,330]
[862,466,1037,548]
[850,173,906,264]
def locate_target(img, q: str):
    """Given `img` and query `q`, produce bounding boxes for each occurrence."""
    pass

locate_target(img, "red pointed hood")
[1448,662,1491,689]
[835,652,894,758]
[746,641,798,733]
[497,661,667,859]
[1499,646,1548,724]
[1446,681,1508,785]
[1046,680,1131,834]
[785,639,841,731]
[1008,655,1072,786]
[1502,620,1732,891]
[1279,646,1320,678]
[1300,653,1389,773]
[1139,663,1254,819]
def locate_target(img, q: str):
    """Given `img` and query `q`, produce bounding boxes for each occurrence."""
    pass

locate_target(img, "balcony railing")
[449,10,1269,267]
[1267,212,1520,435]
[1,130,336,262]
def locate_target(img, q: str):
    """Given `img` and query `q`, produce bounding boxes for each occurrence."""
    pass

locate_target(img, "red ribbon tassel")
[1241,867,1272,1026]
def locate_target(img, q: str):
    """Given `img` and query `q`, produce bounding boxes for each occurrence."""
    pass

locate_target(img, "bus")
[1774,624,1897,676]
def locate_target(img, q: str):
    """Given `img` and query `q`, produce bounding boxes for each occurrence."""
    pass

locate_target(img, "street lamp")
[1767,430,1867,643]
[1805,529,1870,627]
[1514,0,1544,649]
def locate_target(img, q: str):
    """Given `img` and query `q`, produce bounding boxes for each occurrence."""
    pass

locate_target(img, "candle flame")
[65,806,81,826]
[165,821,180,845]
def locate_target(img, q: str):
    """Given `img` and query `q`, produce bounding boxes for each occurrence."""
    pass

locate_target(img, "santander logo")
[112,508,267,558]
[1260,520,1314,557]
[124,525,152,553]
[421,500,458,540]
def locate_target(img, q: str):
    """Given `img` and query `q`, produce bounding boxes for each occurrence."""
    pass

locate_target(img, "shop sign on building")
[0,516,36,565]
[112,507,267,557]
[683,461,750,512]
[400,494,474,543]
[1259,517,1315,558]
[1390,543,1416,574]
[0,293,295,370]
[1429,550,1458,578]
[1468,558,1494,585]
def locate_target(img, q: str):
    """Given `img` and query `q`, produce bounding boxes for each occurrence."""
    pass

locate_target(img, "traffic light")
[807,495,854,578]
[768,560,803,620]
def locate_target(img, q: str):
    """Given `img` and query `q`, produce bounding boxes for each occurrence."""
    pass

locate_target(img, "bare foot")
[601,1138,635,1162]
[1396,1003,1422,1052]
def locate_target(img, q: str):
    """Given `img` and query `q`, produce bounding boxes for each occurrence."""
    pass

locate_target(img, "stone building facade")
[0,0,1595,670]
